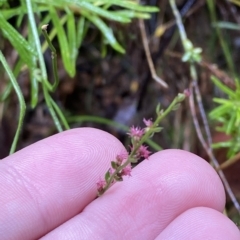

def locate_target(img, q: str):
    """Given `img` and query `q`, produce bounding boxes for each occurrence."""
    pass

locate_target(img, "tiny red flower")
[116,152,128,165]
[96,178,106,193]
[137,145,151,159]
[143,118,153,127]
[128,126,144,141]
[183,88,191,97]
[121,165,132,177]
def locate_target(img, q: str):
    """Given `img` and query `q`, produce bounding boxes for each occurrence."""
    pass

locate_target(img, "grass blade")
[0,13,36,67]
[82,11,125,53]
[49,6,75,77]
[0,51,26,154]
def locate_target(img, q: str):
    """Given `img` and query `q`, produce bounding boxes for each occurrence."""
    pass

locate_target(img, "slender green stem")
[50,97,70,130]
[25,0,51,90]
[41,15,68,53]
[0,81,12,102]
[42,84,63,132]
[41,25,59,91]
[25,0,58,92]
[0,51,26,154]
[0,59,24,102]
[169,0,188,50]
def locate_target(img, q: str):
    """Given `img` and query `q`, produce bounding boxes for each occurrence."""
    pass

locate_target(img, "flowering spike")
[98,92,186,196]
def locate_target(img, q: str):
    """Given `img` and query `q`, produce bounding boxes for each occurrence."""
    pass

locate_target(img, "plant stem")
[41,25,59,91]
[0,51,26,154]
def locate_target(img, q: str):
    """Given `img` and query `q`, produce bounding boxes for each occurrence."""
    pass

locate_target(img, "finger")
[156,207,240,240]
[0,128,126,240]
[42,150,225,239]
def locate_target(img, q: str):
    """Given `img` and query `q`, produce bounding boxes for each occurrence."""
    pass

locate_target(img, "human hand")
[0,128,239,239]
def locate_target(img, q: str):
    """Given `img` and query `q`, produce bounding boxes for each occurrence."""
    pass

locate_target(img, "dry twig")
[138,19,168,88]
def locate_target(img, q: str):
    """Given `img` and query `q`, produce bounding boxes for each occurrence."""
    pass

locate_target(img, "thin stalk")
[49,97,70,130]
[0,51,26,154]
[42,84,63,132]
[41,25,59,91]
[25,0,55,91]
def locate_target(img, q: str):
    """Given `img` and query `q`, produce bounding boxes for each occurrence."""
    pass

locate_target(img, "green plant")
[209,76,240,158]
[169,0,240,214]
[0,0,158,154]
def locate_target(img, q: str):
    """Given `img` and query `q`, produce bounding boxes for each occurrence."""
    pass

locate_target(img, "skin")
[0,128,239,240]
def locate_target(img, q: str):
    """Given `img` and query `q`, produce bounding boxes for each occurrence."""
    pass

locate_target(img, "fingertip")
[147,149,226,211]
[0,128,126,239]
[157,207,240,240]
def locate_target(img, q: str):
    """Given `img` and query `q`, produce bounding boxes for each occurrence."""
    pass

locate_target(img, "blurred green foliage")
[0,0,158,153]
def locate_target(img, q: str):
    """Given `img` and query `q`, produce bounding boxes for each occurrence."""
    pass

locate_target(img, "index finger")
[0,128,126,239]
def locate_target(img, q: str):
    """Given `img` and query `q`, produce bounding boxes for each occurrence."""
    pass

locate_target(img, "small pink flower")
[183,88,191,97]
[116,152,128,165]
[143,118,153,127]
[128,126,144,141]
[96,178,106,192]
[137,145,151,159]
[121,165,132,177]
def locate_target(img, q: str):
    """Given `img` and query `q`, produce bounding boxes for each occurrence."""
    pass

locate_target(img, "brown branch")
[189,82,240,214]
[138,19,168,88]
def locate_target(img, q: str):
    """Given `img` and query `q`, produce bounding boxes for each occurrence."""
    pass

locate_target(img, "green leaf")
[111,161,118,169]
[0,13,37,67]
[49,6,75,77]
[0,51,26,154]
[105,170,111,182]
[209,104,231,119]
[153,127,163,133]
[156,103,161,115]
[82,11,125,53]
[172,103,180,111]
[212,141,231,148]
[34,0,159,21]
[2,7,26,19]
[78,1,130,23]
[212,21,240,31]
[76,17,86,49]
[211,76,236,98]
[212,98,232,105]
[226,112,236,134]
[28,22,39,108]
[88,0,159,13]
[130,157,138,163]
[113,10,152,19]
[66,7,78,65]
